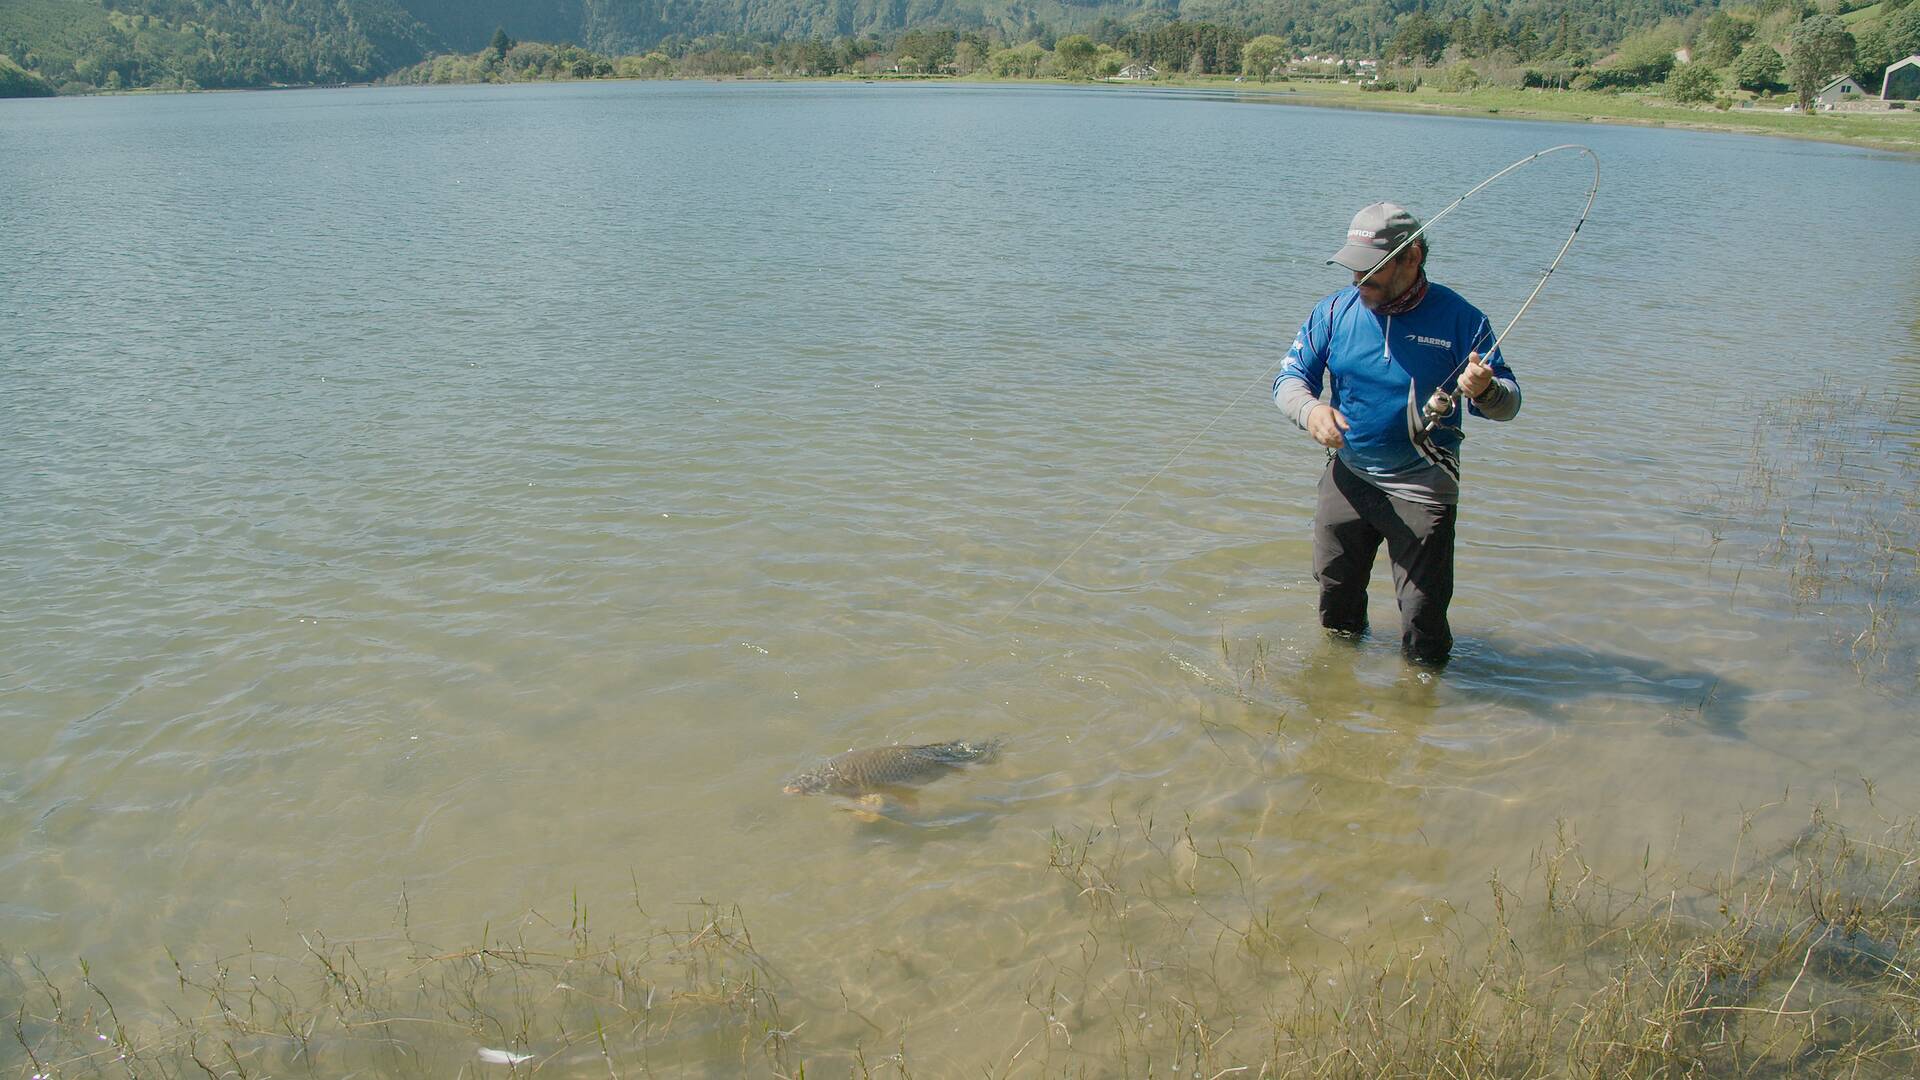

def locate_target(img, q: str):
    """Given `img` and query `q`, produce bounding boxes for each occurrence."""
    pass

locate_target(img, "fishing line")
[1415,144,1601,431]
[999,145,1600,624]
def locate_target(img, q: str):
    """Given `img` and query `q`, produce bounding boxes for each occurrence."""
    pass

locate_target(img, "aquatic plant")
[11,794,1920,1076]
[1694,378,1918,687]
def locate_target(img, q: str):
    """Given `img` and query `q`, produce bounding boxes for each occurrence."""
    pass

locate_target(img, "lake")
[3,80,1918,1075]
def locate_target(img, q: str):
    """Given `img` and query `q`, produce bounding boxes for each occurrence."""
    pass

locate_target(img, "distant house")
[1114,63,1157,80]
[1884,55,1920,102]
[1815,74,1866,108]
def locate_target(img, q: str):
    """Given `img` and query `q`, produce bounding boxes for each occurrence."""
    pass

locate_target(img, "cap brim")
[1328,244,1387,273]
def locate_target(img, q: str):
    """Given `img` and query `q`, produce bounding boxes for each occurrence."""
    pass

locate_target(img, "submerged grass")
[1694,379,1919,689]
[10,898,796,1078]
[15,797,1920,1077]
[1030,795,1920,1078]
[12,387,1920,1078]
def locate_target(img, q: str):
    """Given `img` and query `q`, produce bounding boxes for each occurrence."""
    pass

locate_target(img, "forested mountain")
[0,0,435,89]
[1,0,1907,94]
[396,0,1743,56]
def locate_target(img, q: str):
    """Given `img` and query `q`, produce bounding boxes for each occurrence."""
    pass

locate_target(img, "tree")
[1895,3,1920,57]
[801,38,837,75]
[614,52,673,78]
[1667,61,1719,102]
[1463,10,1504,57]
[1241,34,1286,80]
[1510,20,1542,61]
[1694,12,1752,68]
[1733,44,1785,90]
[1857,6,1920,85]
[1606,26,1681,86]
[1788,13,1855,111]
[953,38,985,75]
[838,37,881,72]
[989,41,1046,78]
[1442,59,1480,90]
[487,27,512,60]
[1387,12,1449,65]
[1054,34,1096,77]
[1546,11,1582,58]
[898,28,955,72]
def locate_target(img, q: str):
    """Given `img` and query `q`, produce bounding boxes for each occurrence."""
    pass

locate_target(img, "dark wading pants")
[1313,457,1457,664]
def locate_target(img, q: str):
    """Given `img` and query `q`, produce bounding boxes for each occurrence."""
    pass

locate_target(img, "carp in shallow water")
[782,739,1002,797]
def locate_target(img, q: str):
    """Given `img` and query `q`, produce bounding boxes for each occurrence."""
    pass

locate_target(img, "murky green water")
[3,82,1918,1074]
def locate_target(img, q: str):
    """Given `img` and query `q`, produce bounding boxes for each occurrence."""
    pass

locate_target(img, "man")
[1273,202,1520,665]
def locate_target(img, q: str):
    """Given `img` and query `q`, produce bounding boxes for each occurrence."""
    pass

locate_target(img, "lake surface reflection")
[3,81,1918,1073]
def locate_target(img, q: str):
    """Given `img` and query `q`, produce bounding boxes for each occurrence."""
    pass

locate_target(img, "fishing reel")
[1418,387,1457,434]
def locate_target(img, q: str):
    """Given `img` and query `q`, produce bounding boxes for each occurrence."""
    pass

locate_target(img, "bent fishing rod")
[1000,145,1600,623]
[1355,144,1601,433]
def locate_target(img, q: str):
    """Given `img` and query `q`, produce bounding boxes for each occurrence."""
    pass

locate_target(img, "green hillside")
[2,0,1733,94]
[0,0,114,79]
[0,0,439,92]
[3,0,1914,97]
[398,0,580,53]
[400,0,1730,58]
[0,51,58,95]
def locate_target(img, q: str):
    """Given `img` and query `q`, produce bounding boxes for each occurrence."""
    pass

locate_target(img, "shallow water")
[3,81,1918,1073]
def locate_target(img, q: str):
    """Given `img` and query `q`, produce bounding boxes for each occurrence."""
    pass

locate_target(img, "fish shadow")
[797,789,1005,842]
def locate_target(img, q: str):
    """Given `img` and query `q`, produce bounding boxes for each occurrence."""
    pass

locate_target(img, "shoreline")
[1187,79,1920,155]
[971,74,1920,154]
[19,73,1919,155]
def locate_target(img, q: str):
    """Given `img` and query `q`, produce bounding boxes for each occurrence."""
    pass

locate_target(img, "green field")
[1842,1,1885,26]
[1123,76,1920,153]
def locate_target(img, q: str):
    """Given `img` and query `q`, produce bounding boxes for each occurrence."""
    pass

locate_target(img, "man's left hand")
[1457,351,1494,399]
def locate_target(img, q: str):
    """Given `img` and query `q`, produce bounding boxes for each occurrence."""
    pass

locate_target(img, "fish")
[782,739,1002,797]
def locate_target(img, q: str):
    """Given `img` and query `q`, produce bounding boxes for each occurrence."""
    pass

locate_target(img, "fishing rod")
[1396,144,1601,432]
[999,145,1600,623]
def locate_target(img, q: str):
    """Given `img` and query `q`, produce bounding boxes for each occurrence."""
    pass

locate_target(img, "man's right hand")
[1307,404,1350,449]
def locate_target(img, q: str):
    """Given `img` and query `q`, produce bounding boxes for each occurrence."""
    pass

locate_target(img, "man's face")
[1353,244,1420,311]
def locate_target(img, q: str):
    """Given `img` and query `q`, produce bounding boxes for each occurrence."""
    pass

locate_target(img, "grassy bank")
[1111,76,1920,154]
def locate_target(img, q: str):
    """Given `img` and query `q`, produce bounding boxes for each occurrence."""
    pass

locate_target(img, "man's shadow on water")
[1284,631,1752,739]
[1454,635,1750,738]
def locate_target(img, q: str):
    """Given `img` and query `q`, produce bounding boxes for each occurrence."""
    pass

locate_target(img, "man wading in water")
[1273,202,1521,666]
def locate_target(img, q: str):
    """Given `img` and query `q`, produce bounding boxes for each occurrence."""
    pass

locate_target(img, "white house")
[1883,54,1920,102]
[1815,73,1867,108]
[1114,63,1157,80]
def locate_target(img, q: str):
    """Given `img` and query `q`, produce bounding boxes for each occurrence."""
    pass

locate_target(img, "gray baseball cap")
[1329,202,1420,273]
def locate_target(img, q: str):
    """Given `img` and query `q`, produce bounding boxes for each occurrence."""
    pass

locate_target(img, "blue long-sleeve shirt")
[1274,282,1519,505]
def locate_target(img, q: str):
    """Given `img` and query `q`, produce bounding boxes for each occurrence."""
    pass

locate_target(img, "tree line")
[5,0,1915,99]
[0,0,1722,95]
[0,0,434,93]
